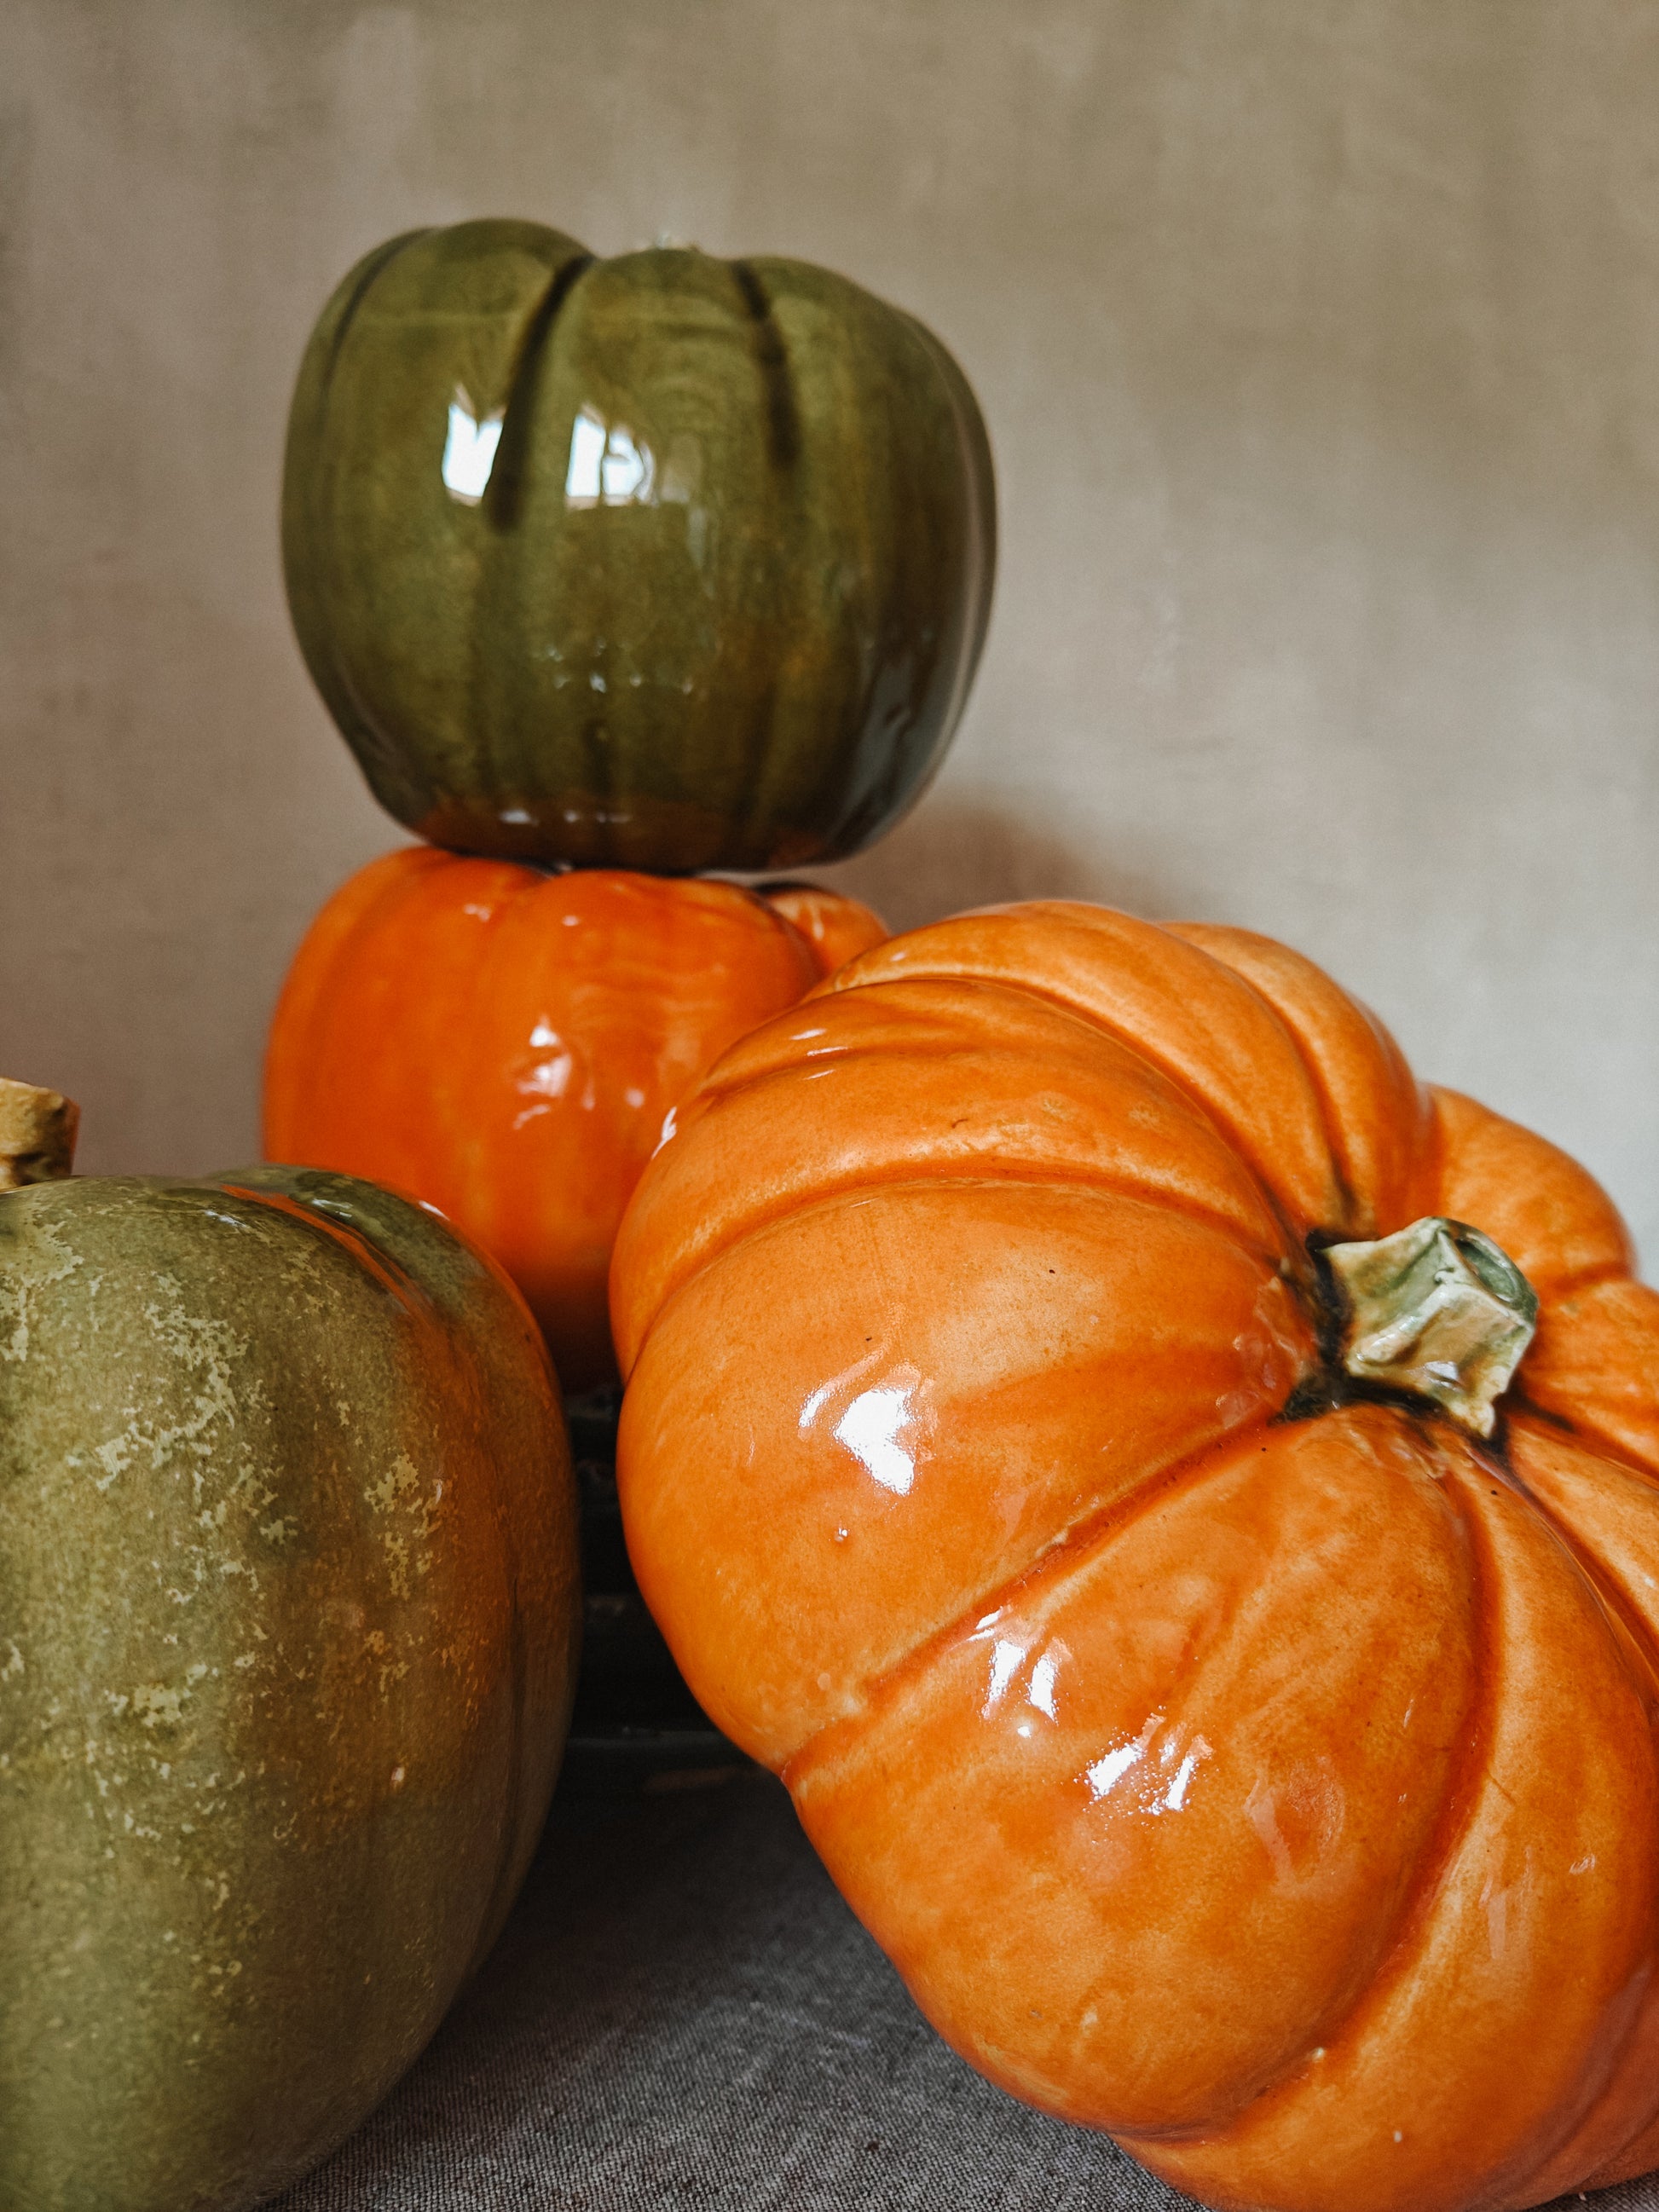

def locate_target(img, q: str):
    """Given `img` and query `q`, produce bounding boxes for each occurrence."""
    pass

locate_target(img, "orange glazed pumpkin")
[610,901,1659,2212]
[754,880,890,977]
[265,847,882,1393]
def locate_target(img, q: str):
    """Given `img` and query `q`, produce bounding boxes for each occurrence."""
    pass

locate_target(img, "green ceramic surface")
[0,1165,579,2211]
[282,220,997,873]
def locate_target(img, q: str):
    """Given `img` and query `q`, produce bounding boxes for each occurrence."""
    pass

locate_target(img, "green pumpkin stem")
[1322,1216,1538,1438]
[0,1077,79,1190]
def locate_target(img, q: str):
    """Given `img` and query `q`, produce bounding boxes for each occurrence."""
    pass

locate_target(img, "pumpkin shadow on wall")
[813,796,1175,936]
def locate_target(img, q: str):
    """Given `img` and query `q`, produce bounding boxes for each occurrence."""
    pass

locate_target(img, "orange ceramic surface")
[754,882,889,977]
[264,848,876,1392]
[610,900,1659,2212]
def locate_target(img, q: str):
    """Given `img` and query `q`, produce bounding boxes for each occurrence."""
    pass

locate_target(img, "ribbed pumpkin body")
[0,1164,578,2212]
[610,901,1659,2212]
[263,849,875,1392]
[753,881,889,979]
[281,220,995,874]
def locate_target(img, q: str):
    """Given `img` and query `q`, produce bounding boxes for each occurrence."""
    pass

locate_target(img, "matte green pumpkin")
[281,220,997,874]
[0,1159,578,2210]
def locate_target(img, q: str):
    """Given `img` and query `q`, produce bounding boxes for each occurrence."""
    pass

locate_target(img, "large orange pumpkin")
[610,901,1659,2212]
[264,847,882,1392]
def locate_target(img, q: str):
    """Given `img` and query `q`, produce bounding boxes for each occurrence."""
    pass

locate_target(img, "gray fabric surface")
[271,1773,1659,2212]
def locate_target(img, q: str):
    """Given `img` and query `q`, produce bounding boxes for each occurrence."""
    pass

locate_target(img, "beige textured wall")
[3,2,1656,1260]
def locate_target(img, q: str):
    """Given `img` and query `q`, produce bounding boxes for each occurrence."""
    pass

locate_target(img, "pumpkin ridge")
[730,259,802,472]
[1139,1453,1659,2211]
[1481,1445,1659,2194]
[728,263,809,868]
[826,927,1331,1263]
[789,1406,1486,2151]
[621,1175,1309,1764]
[482,250,596,537]
[1516,1277,1659,1480]
[213,1181,436,1314]
[610,967,1303,1370]
[1429,1088,1638,1306]
[1512,1389,1659,1489]
[780,1406,1290,1797]
[778,1380,1494,1813]
[1170,921,1438,1243]
[1114,1432,1502,2168]
[1498,1427,1659,1724]
[709,969,1188,1093]
[476,249,598,814]
[317,228,431,403]
[1425,1463,1659,2209]
[1165,925,1367,1236]
[621,1164,1299,1393]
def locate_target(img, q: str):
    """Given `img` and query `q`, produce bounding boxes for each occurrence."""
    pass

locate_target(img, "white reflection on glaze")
[564,407,608,502]
[1156,1731,1213,1811]
[983,1637,1025,1715]
[442,390,504,505]
[1164,1748,1203,1811]
[834,1385,916,1496]
[564,407,703,513]
[798,1347,886,1435]
[512,1020,575,1128]
[1084,1715,1161,1801]
[1082,1714,1214,1816]
[974,1634,1068,1724]
[565,407,656,506]
[602,428,650,503]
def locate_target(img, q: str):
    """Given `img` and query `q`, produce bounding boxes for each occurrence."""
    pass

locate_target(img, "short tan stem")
[0,1077,80,1191]
[1323,1216,1538,1438]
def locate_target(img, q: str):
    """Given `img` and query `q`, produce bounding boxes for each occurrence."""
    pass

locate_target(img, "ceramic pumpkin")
[754,880,889,977]
[0,1078,578,2212]
[263,847,883,1394]
[282,219,996,875]
[610,901,1659,2212]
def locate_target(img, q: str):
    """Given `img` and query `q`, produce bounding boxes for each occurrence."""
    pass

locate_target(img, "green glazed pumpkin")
[281,219,996,874]
[0,1087,578,2211]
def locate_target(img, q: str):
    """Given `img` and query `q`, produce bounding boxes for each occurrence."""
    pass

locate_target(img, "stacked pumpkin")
[263,218,997,1789]
[267,217,994,1392]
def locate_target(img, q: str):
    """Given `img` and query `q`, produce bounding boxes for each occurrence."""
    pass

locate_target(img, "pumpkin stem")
[1322,1216,1538,1438]
[0,1077,79,1191]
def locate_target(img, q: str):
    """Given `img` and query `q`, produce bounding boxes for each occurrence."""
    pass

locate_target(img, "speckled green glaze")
[0,1166,579,2212]
[282,220,997,874]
